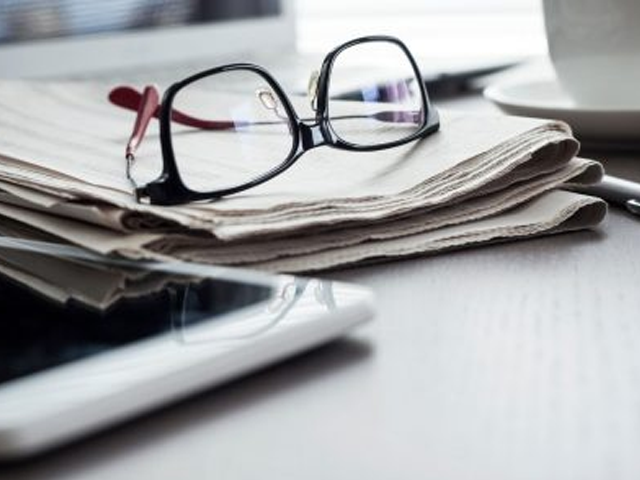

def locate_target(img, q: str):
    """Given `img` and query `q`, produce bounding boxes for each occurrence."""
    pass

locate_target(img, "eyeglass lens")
[327,40,425,147]
[170,70,295,193]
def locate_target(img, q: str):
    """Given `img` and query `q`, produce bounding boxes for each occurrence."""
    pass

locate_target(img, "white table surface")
[2,93,640,480]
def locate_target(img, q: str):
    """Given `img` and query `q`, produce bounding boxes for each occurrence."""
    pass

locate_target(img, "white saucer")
[484,78,640,145]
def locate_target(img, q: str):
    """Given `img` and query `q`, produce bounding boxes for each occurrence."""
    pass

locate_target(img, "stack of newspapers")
[0,81,606,273]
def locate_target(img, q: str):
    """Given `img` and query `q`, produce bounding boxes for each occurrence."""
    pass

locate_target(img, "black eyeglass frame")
[141,35,440,205]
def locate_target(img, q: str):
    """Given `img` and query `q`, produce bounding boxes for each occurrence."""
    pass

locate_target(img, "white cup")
[542,0,640,108]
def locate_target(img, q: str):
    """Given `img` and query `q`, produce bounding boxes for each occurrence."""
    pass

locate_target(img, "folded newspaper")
[0,82,606,272]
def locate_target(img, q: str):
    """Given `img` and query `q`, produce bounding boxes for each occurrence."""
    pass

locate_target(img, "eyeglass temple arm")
[108,85,237,141]
[109,84,422,136]
[120,85,159,162]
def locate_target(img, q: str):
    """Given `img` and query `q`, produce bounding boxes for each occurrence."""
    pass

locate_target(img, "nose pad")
[307,69,320,112]
[256,88,288,120]
[256,87,294,135]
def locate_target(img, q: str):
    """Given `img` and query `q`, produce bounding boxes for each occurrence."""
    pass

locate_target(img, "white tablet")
[0,236,374,460]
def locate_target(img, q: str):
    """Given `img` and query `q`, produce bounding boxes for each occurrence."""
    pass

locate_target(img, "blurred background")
[0,0,548,85]
[297,0,544,63]
[0,0,545,60]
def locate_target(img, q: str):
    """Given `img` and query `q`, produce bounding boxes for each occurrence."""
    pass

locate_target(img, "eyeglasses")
[109,35,440,205]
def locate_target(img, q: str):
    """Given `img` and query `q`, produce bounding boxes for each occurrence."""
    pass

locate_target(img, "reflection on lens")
[170,69,295,193]
[327,40,425,147]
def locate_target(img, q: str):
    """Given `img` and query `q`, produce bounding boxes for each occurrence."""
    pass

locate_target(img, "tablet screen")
[0,239,276,386]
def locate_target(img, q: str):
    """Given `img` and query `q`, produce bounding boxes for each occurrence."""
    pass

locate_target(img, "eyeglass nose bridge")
[299,121,328,151]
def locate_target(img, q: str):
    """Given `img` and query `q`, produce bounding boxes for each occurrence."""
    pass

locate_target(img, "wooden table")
[2,94,640,480]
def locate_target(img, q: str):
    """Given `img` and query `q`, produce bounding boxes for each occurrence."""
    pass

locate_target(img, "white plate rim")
[484,77,640,143]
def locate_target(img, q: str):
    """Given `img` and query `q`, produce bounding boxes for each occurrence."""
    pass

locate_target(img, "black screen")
[0,0,281,44]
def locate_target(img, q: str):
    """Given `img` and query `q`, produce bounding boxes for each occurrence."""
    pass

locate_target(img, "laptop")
[0,1,295,76]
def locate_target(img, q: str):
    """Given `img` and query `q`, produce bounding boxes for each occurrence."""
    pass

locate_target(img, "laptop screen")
[0,0,281,45]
